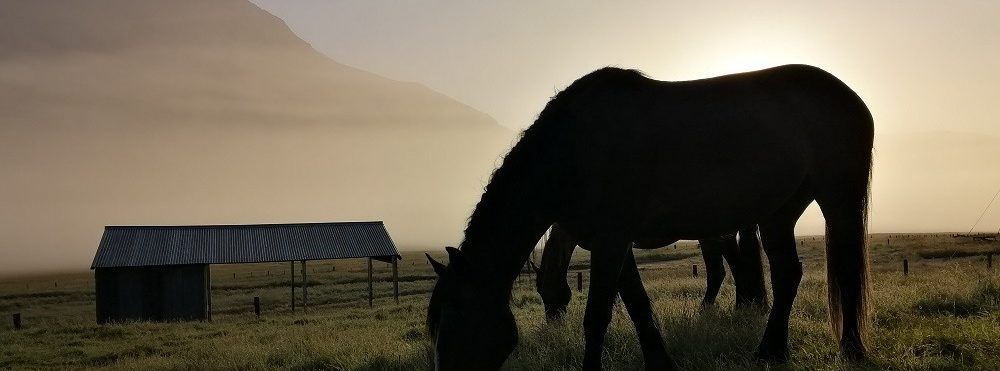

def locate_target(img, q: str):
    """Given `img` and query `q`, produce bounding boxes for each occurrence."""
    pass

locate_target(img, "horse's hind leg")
[699,238,728,306]
[581,238,631,371]
[618,248,676,370]
[755,192,813,362]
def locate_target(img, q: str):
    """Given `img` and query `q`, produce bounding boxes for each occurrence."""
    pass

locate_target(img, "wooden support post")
[207,265,213,322]
[577,272,583,292]
[692,264,698,277]
[903,259,909,276]
[368,257,374,307]
[290,261,296,312]
[12,313,21,330]
[988,253,993,269]
[254,296,261,318]
[301,260,308,311]
[392,256,399,304]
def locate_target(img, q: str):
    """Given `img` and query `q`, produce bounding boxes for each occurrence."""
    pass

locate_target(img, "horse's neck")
[459,197,552,285]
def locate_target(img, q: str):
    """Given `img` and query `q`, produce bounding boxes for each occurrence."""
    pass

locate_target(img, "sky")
[3,0,1000,276]
[253,0,1000,134]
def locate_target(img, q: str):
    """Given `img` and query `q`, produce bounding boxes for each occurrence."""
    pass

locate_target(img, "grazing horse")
[530,223,768,322]
[426,65,873,370]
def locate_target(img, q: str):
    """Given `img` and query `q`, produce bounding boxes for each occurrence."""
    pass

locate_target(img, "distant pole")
[301,260,308,312]
[903,259,909,276]
[368,257,374,307]
[290,261,296,312]
[233,273,236,279]
[12,313,21,330]
[577,272,583,292]
[392,255,400,304]
[254,297,261,318]
[692,264,698,277]
[988,253,993,269]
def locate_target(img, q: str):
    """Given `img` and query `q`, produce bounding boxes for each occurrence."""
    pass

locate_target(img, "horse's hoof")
[754,345,790,363]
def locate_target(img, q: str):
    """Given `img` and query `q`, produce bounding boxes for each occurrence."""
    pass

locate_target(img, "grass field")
[1,233,998,370]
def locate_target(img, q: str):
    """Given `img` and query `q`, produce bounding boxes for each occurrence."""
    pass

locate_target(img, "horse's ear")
[426,253,447,276]
[445,246,463,262]
[528,260,539,274]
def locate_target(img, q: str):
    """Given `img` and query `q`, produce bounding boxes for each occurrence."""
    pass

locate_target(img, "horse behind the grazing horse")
[426,65,873,370]
[530,223,768,321]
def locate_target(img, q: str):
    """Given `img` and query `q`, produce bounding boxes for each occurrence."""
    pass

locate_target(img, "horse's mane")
[459,67,646,252]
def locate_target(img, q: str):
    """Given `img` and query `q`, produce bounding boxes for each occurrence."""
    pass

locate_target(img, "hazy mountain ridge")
[0,0,514,275]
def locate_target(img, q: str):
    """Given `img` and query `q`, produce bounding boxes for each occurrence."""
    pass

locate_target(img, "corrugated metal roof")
[91,221,401,269]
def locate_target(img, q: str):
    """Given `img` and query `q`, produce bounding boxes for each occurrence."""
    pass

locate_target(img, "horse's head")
[426,247,517,370]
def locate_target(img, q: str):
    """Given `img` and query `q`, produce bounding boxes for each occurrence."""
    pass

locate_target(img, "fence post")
[988,253,993,269]
[254,297,261,318]
[12,313,21,330]
[903,259,909,276]
[577,272,583,292]
[692,264,698,277]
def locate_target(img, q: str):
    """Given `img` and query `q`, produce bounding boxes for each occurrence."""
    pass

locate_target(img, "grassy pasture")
[1,234,998,370]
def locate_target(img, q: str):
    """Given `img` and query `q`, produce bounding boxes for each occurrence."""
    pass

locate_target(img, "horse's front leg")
[581,238,630,371]
[618,248,677,370]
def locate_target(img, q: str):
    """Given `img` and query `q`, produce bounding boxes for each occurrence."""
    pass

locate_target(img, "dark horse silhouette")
[426,65,873,370]
[530,223,768,321]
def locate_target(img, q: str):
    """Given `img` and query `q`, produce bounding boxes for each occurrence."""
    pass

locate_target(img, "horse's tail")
[824,152,873,354]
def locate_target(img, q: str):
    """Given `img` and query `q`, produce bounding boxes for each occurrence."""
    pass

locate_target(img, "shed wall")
[95,264,208,323]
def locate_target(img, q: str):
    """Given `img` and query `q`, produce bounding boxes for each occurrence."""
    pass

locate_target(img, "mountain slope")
[0,0,514,275]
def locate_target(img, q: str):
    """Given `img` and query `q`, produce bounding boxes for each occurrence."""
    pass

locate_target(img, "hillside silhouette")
[0,0,514,275]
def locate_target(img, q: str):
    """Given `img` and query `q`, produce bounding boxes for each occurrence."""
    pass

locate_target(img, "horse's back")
[552,65,873,239]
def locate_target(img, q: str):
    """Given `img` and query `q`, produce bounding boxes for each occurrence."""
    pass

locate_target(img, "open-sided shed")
[90,221,401,323]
